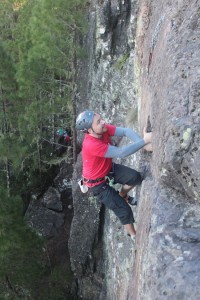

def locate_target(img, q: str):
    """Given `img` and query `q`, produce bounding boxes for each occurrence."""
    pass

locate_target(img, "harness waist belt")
[83,177,106,183]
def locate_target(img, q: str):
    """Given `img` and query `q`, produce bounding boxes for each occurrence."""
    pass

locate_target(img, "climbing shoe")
[124,195,137,206]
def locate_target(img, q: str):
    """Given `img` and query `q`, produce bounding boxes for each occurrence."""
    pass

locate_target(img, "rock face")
[26,204,64,238]
[68,154,104,299]
[25,159,73,239]
[131,0,200,299]
[69,1,141,299]
[42,187,63,212]
[69,0,200,299]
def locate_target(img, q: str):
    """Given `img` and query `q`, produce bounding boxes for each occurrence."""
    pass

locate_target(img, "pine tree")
[0,0,88,297]
[15,0,88,166]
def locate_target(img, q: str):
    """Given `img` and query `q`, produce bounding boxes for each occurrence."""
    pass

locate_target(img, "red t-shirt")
[82,124,116,187]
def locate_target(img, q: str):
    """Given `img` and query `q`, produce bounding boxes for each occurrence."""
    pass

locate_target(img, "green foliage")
[0,188,45,298]
[0,43,16,93]
[0,42,19,135]
[0,0,88,297]
[0,0,88,188]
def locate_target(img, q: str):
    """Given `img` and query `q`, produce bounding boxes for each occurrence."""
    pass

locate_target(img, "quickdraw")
[106,176,115,187]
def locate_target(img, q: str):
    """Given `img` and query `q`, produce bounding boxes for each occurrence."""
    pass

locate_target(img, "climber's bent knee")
[112,163,142,186]
[91,182,135,225]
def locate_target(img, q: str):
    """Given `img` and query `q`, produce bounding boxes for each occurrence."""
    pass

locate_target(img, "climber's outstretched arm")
[104,140,145,158]
[114,127,143,142]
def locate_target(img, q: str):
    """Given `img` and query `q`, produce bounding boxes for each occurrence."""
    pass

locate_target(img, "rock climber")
[76,110,152,241]
[55,128,71,156]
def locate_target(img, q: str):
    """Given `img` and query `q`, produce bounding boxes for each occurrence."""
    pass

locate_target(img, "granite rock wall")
[69,0,200,299]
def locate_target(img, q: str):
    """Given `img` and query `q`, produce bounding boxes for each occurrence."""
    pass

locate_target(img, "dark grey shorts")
[91,163,142,225]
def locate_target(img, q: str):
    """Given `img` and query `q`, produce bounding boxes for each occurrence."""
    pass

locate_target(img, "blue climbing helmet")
[76,110,95,132]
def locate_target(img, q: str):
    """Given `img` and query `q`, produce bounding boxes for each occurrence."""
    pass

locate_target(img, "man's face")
[90,113,107,135]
